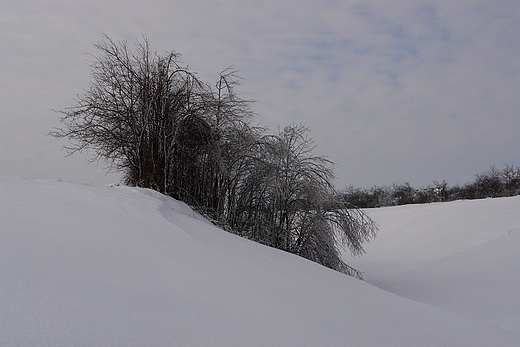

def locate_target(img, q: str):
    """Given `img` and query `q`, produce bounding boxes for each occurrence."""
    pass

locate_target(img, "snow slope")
[345,196,520,336]
[1,177,519,346]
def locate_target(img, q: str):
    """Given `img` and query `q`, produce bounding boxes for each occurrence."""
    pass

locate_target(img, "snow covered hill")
[1,177,519,346]
[344,196,520,336]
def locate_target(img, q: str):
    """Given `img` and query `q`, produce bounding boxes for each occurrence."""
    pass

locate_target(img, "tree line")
[51,36,377,278]
[343,165,520,208]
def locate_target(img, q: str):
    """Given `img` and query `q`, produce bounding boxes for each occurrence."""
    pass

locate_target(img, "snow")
[345,197,520,337]
[1,177,519,346]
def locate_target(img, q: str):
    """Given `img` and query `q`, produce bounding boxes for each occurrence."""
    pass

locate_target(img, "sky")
[1,0,519,188]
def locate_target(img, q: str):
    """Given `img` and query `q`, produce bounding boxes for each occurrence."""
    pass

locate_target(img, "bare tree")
[223,125,377,278]
[51,35,210,194]
[52,36,377,278]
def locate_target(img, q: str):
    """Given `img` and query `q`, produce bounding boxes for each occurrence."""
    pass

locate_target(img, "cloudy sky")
[2,0,519,188]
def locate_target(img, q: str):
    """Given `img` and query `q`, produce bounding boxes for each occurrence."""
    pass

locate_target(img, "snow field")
[1,177,519,346]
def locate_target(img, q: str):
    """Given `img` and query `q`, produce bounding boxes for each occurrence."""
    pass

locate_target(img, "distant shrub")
[342,165,520,208]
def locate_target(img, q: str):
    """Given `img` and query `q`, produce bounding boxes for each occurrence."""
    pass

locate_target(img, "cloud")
[1,0,519,188]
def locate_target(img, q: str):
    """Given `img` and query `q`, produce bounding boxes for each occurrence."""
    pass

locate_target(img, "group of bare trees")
[52,36,376,278]
[343,165,520,208]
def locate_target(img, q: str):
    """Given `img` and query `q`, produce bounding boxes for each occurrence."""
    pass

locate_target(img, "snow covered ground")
[1,177,519,346]
[344,196,520,336]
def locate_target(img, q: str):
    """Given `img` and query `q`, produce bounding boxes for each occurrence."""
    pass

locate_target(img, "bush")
[52,36,377,278]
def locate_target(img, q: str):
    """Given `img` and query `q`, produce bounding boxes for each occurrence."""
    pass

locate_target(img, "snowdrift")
[1,177,519,346]
[345,196,520,336]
